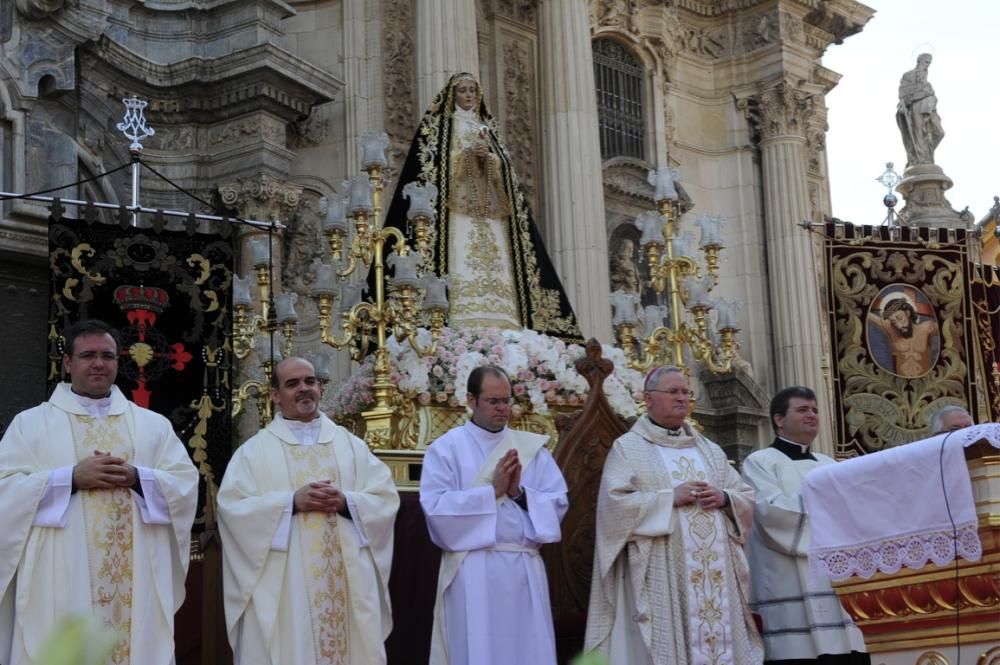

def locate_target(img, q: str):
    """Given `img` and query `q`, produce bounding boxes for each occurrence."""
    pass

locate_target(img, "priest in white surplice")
[0,319,199,665]
[741,386,868,665]
[420,365,568,665]
[218,356,399,665]
[585,366,763,665]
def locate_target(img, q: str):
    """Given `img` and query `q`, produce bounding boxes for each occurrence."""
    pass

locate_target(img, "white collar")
[72,390,112,418]
[464,420,507,448]
[280,414,323,445]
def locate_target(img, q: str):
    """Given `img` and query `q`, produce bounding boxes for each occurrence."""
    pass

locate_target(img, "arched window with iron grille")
[593,38,645,160]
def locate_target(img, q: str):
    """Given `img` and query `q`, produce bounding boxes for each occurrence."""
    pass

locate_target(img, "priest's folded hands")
[673,480,728,510]
[292,479,346,514]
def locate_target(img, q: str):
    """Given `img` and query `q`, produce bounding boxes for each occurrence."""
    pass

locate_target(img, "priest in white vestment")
[420,365,568,665]
[585,366,763,665]
[218,356,399,665]
[741,386,869,665]
[0,319,199,665]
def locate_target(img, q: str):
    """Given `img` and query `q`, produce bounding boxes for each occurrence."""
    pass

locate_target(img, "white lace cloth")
[802,424,1000,581]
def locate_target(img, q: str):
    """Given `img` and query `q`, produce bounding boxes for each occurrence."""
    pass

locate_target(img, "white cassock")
[218,413,399,665]
[741,441,867,662]
[420,421,568,665]
[0,383,199,665]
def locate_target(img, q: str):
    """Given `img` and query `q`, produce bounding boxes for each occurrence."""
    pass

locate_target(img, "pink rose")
[513,384,526,396]
[538,379,550,391]
[567,394,581,406]
[432,365,444,378]
[445,383,455,393]
[435,391,448,403]
[447,395,460,407]
[418,392,432,405]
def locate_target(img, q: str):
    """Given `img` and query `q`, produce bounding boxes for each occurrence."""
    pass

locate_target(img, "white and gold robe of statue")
[446,105,521,330]
[741,442,867,661]
[420,421,568,665]
[0,382,199,665]
[585,417,763,665]
[218,414,399,665]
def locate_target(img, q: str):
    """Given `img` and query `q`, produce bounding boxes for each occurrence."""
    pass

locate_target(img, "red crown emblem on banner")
[113,285,170,313]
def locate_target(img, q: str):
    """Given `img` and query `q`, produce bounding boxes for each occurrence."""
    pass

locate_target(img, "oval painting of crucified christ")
[865,284,941,379]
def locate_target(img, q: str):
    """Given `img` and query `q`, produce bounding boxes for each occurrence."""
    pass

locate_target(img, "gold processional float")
[229,136,744,489]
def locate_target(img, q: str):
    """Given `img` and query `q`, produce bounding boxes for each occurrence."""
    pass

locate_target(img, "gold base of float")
[351,401,571,492]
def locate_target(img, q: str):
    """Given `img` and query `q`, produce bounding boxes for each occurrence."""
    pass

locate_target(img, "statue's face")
[454,81,479,111]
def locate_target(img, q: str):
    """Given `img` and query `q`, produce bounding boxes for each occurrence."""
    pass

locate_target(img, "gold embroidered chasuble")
[283,442,350,665]
[0,383,199,665]
[585,417,763,665]
[70,415,136,665]
[218,414,399,665]
[446,107,521,331]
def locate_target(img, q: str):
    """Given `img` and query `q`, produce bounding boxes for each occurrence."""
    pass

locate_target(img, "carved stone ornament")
[680,25,728,60]
[217,173,303,222]
[382,0,417,169]
[495,0,536,24]
[288,107,330,149]
[15,0,65,19]
[208,116,286,148]
[503,39,535,194]
[739,80,817,142]
[594,0,641,34]
[739,10,777,55]
[281,199,324,294]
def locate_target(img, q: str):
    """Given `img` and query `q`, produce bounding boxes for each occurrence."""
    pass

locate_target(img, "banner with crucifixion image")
[47,206,235,531]
[821,223,987,457]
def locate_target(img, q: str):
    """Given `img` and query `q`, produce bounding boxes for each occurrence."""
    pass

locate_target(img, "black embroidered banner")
[821,224,982,457]
[47,205,234,529]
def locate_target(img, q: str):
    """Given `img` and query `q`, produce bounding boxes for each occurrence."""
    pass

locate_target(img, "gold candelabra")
[613,167,741,374]
[229,132,449,441]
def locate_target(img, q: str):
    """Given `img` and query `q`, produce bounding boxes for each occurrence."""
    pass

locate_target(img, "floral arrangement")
[328,326,644,420]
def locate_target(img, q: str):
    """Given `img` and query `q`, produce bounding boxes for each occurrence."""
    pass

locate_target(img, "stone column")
[745,82,836,455]
[415,0,479,112]
[537,0,612,342]
[343,0,384,174]
[218,173,303,441]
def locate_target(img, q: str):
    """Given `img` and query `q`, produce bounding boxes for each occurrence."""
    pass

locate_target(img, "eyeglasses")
[646,388,694,398]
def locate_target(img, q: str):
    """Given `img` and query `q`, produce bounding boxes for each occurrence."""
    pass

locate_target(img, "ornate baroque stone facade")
[0,0,874,450]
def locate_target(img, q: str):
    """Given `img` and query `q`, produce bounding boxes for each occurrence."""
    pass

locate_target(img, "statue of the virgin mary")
[384,72,583,343]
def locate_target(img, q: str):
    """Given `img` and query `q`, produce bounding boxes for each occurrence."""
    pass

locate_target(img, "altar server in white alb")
[218,356,399,665]
[420,365,568,665]
[741,386,869,665]
[0,318,199,665]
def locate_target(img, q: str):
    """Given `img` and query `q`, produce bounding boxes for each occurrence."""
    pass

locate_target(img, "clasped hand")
[294,480,346,514]
[492,449,522,499]
[673,480,725,510]
[73,450,137,490]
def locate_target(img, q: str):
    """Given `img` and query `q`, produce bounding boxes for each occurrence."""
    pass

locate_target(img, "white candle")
[233,274,254,307]
[648,166,679,202]
[274,291,299,324]
[403,181,438,220]
[248,236,271,268]
[635,211,666,247]
[321,195,350,235]
[357,131,390,169]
